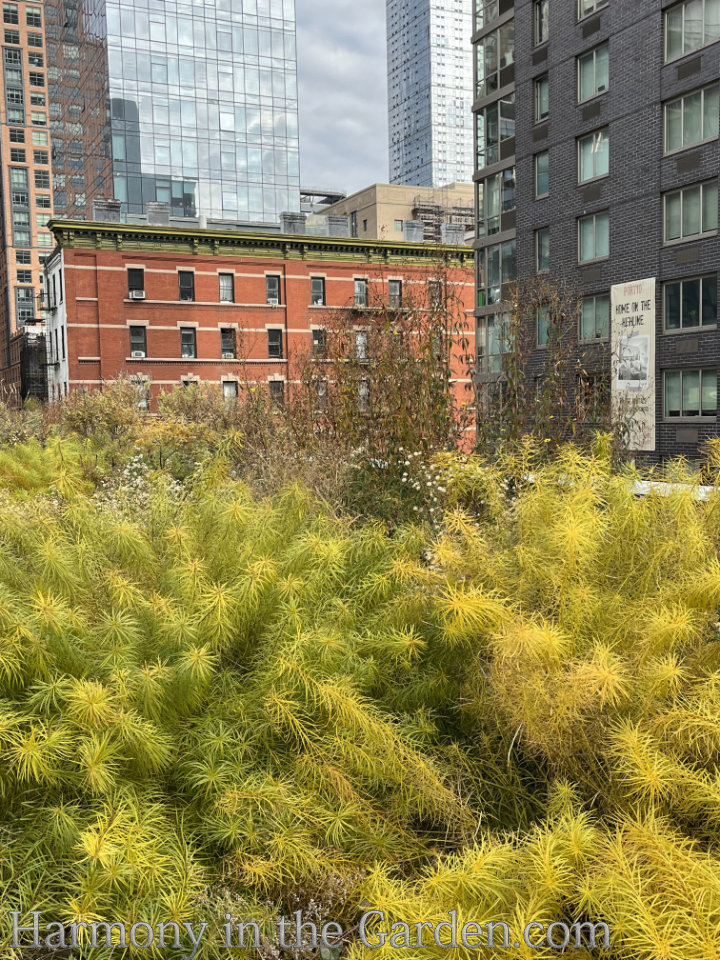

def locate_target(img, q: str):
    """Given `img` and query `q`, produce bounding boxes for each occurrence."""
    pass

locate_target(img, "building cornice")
[47,220,474,268]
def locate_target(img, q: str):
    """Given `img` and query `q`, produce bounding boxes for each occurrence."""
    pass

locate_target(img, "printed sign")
[610,278,656,452]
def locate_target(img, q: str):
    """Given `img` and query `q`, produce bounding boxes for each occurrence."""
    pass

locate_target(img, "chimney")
[440,222,465,244]
[280,211,307,235]
[146,201,170,226]
[326,215,350,238]
[403,220,425,243]
[91,198,122,223]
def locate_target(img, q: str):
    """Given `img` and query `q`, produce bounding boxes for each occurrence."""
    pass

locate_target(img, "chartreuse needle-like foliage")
[0,437,720,958]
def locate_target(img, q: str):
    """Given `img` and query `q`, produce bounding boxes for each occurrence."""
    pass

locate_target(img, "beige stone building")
[323,182,474,244]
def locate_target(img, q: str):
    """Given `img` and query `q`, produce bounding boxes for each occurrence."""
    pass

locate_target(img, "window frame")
[180,326,196,359]
[534,74,549,123]
[388,279,403,309]
[310,276,325,306]
[536,304,551,347]
[267,327,284,359]
[178,270,195,302]
[663,368,718,419]
[535,151,550,198]
[663,275,718,331]
[578,210,610,263]
[220,327,237,358]
[218,272,234,303]
[664,0,720,64]
[265,274,281,304]
[577,43,609,104]
[578,0,609,21]
[579,293,611,341]
[535,227,550,273]
[354,277,369,308]
[534,0,549,45]
[663,83,720,155]
[129,325,147,356]
[663,180,718,244]
[578,128,610,183]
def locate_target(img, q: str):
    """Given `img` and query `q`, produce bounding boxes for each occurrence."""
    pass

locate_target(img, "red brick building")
[40,220,476,413]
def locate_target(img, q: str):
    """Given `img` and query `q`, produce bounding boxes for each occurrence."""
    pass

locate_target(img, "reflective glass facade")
[387,0,473,186]
[46,0,300,222]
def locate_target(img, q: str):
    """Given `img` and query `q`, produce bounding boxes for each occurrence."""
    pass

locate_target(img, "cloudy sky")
[296,0,389,194]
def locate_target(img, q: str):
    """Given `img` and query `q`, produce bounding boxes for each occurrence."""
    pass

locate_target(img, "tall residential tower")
[44,0,301,222]
[0,0,54,392]
[473,0,720,462]
[387,0,474,186]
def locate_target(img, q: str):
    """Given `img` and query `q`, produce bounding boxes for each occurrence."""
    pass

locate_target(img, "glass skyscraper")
[45,0,300,222]
[386,0,473,187]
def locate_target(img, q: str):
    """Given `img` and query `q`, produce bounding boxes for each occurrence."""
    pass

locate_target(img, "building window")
[578,43,609,102]
[129,326,147,357]
[29,72,44,87]
[355,330,369,360]
[483,239,516,306]
[578,211,610,262]
[33,150,48,164]
[394,219,403,231]
[311,276,325,305]
[664,83,719,153]
[222,380,238,401]
[536,227,550,273]
[535,151,549,197]
[4,46,20,63]
[17,269,32,284]
[578,0,608,19]
[219,273,234,302]
[578,128,609,182]
[220,328,236,358]
[269,380,285,407]
[178,271,195,301]
[665,0,720,62]
[477,167,516,237]
[580,294,610,340]
[180,327,196,358]
[8,128,23,143]
[475,21,515,98]
[350,210,358,237]
[36,194,50,210]
[127,268,144,295]
[7,107,24,124]
[388,279,402,308]
[16,250,30,265]
[26,6,41,26]
[4,28,18,42]
[476,93,515,169]
[428,280,443,309]
[534,0,549,44]
[2,3,18,24]
[354,278,368,307]
[664,369,717,418]
[312,328,327,358]
[358,379,370,413]
[362,219,368,232]
[9,148,25,162]
[266,274,281,304]
[34,170,49,189]
[537,304,550,346]
[31,130,48,146]
[664,275,717,330]
[31,110,46,125]
[267,328,283,359]
[477,313,509,373]
[36,233,52,248]
[534,75,549,121]
[663,181,718,242]
[27,32,41,47]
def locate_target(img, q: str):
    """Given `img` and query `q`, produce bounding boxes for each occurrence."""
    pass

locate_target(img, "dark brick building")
[473,0,720,460]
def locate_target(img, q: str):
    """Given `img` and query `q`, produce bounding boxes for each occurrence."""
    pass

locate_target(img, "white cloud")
[295,0,389,195]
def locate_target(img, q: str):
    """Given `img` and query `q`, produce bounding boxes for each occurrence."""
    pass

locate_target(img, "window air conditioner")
[130,290,146,299]
[268,297,279,306]
[316,299,324,305]
[131,350,146,358]
[222,352,235,359]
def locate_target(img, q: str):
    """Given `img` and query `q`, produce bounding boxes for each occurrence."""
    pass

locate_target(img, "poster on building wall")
[610,278,656,453]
